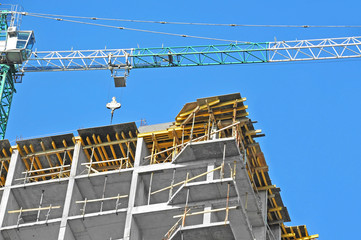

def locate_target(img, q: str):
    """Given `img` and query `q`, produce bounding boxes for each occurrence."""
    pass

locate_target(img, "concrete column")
[203,164,214,224]
[0,149,22,240]
[253,190,267,240]
[58,137,84,240]
[270,224,281,240]
[123,138,149,240]
[211,124,218,140]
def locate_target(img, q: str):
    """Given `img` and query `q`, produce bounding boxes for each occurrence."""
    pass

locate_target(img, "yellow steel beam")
[128,131,137,149]
[23,145,40,171]
[17,145,30,170]
[121,132,135,161]
[178,99,220,118]
[39,141,55,178]
[176,105,248,121]
[296,234,319,240]
[96,135,112,166]
[79,138,91,160]
[212,98,246,109]
[269,206,283,212]
[92,134,107,167]
[257,185,276,191]
[28,144,46,180]
[1,149,9,172]
[115,132,127,160]
[246,129,262,136]
[51,141,64,165]
[62,140,73,162]
[106,134,118,163]
[282,233,296,238]
[180,106,200,126]
[85,137,101,166]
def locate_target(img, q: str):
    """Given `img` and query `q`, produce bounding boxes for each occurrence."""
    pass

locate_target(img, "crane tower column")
[0,65,15,140]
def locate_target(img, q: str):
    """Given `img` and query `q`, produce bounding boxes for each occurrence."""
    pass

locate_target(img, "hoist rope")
[20,13,244,43]
[16,11,361,28]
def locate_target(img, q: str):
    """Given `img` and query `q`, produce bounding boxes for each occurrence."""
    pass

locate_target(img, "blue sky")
[5,0,361,238]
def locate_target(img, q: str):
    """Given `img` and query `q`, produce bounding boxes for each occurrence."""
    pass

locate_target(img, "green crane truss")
[0,65,15,140]
[0,10,16,140]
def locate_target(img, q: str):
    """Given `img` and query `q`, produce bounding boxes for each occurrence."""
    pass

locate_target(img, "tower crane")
[1,7,361,139]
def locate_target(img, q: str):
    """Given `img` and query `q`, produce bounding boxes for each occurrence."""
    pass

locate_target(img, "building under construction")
[0,93,318,240]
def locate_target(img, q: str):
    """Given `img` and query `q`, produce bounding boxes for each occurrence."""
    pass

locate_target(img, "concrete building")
[0,93,317,240]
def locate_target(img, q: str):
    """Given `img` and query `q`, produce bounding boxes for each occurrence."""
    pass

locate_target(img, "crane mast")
[1,6,361,139]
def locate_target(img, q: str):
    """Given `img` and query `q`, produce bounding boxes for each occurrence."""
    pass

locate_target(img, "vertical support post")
[147,172,153,205]
[100,176,108,212]
[207,114,212,140]
[172,135,176,161]
[189,112,195,142]
[36,190,45,222]
[181,125,185,148]
[150,140,155,165]
[45,204,52,225]
[168,169,176,201]
[225,183,230,223]
[115,194,121,214]
[182,188,190,227]
[232,100,238,137]
[16,207,22,227]
[233,161,237,179]
[221,143,226,180]
[59,150,67,180]
[87,147,95,177]
[81,199,87,219]
[245,192,248,210]
[0,160,3,187]
[126,142,130,168]
[23,156,35,185]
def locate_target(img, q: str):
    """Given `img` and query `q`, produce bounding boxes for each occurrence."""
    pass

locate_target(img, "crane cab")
[0,26,35,64]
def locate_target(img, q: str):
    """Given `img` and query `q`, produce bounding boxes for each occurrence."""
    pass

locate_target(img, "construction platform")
[0,93,318,240]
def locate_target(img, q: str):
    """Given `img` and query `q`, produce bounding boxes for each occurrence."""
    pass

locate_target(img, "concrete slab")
[68,212,126,240]
[173,138,241,164]
[1,221,60,240]
[0,140,11,151]
[176,93,242,118]
[138,122,174,133]
[78,122,138,160]
[16,134,75,170]
[134,209,203,240]
[169,222,235,240]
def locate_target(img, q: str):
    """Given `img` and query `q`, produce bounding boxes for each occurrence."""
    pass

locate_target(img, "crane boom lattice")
[20,36,361,72]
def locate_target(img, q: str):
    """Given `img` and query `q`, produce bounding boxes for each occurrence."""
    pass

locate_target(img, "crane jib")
[20,36,361,72]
